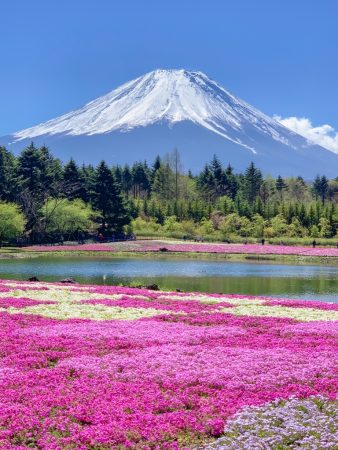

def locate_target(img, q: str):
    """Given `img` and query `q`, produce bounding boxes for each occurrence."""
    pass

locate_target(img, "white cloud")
[273,115,338,155]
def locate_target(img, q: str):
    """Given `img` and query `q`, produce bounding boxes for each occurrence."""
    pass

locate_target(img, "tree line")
[0,144,337,244]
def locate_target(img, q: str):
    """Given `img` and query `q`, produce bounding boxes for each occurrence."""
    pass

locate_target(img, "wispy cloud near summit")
[274,116,338,155]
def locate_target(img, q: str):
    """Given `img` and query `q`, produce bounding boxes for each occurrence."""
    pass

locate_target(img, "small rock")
[158,247,169,252]
[59,278,77,284]
[27,276,39,282]
[176,289,183,292]
[146,284,160,291]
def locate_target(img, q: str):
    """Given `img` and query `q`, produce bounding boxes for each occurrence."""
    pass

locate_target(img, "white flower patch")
[1,303,172,321]
[0,288,148,304]
[227,305,338,322]
[158,294,226,304]
[223,298,265,306]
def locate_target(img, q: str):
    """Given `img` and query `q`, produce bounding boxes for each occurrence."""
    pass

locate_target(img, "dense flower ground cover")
[26,239,338,257]
[0,279,337,449]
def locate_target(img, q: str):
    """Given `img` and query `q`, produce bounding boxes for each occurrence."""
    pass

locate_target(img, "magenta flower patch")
[0,279,337,448]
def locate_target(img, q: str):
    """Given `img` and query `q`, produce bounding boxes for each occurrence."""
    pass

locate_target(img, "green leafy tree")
[250,214,266,238]
[0,202,26,245]
[270,214,288,237]
[287,217,307,238]
[219,213,242,236]
[41,199,95,236]
[318,217,332,238]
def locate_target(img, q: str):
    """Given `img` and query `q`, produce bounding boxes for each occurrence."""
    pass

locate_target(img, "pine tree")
[113,166,123,187]
[93,161,131,233]
[275,175,287,201]
[298,203,308,227]
[210,154,224,197]
[131,162,151,199]
[0,146,17,201]
[152,163,175,201]
[78,164,96,203]
[151,155,161,184]
[16,143,63,232]
[313,175,329,205]
[17,143,59,195]
[197,164,214,201]
[225,164,238,199]
[122,165,133,197]
[243,162,263,205]
[63,158,81,200]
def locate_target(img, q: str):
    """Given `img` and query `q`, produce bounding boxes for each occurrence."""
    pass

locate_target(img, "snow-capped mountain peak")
[13,69,290,152]
[3,69,338,178]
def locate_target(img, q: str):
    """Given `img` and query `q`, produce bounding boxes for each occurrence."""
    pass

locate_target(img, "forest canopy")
[0,144,337,244]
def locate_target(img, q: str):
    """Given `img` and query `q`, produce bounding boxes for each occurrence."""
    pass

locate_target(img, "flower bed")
[0,279,337,449]
[25,239,338,257]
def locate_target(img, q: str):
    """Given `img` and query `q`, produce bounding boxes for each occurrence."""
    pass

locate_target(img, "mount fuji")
[2,69,338,177]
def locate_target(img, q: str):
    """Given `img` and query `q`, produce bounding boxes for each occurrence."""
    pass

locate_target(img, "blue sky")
[1,0,338,147]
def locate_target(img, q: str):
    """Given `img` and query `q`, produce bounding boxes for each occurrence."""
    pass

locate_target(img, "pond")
[0,255,337,302]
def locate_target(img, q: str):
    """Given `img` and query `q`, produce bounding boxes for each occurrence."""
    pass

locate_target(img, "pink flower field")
[25,239,338,257]
[0,279,337,449]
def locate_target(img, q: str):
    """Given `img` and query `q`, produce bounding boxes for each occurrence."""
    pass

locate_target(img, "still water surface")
[0,256,337,302]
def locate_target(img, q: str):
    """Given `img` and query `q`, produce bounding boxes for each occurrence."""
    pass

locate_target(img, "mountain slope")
[2,69,338,177]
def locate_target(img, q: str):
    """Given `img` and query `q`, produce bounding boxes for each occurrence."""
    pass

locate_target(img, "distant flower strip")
[25,240,338,257]
[0,279,337,448]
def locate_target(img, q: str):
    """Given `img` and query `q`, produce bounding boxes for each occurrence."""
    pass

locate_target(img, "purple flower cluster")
[202,396,338,449]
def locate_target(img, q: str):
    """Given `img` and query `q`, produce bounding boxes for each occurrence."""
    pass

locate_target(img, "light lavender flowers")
[203,396,338,449]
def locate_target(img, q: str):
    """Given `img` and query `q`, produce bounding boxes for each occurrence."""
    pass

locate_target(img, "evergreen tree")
[93,161,130,233]
[0,146,17,201]
[63,158,81,200]
[152,155,161,172]
[313,175,329,205]
[79,164,96,203]
[298,203,308,227]
[16,143,63,232]
[210,155,225,197]
[17,143,62,196]
[152,163,175,201]
[113,166,123,187]
[131,162,151,198]
[197,164,214,201]
[275,175,287,201]
[243,162,263,205]
[122,165,133,197]
[225,164,238,199]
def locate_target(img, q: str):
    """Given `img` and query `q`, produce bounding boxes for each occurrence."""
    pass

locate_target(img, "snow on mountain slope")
[2,69,338,177]
[13,69,292,153]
